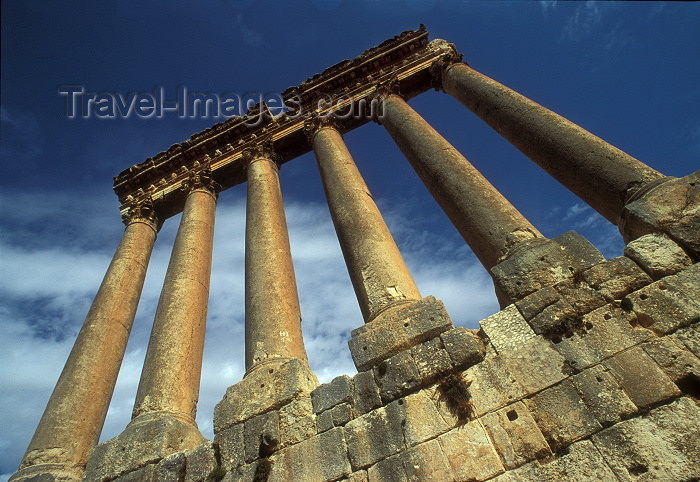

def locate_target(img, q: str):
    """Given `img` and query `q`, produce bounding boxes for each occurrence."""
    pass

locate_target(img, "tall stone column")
[11,202,159,482]
[132,170,218,424]
[436,58,665,225]
[244,144,309,372]
[378,92,543,271]
[307,119,421,322]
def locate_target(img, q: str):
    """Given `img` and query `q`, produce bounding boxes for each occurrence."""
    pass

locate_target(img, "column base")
[348,296,454,372]
[10,464,83,482]
[83,413,205,482]
[490,231,605,306]
[620,171,700,258]
[214,358,319,434]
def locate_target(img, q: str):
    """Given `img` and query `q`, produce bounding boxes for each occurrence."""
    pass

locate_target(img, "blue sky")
[1,0,698,478]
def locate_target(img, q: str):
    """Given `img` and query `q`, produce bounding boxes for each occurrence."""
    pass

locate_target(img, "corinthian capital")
[303,115,340,145]
[122,198,161,231]
[242,139,279,167]
[181,166,220,197]
[430,43,464,91]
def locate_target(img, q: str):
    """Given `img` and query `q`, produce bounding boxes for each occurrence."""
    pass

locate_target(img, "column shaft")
[16,218,157,478]
[132,188,216,423]
[245,156,308,371]
[441,63,664,223]
[312,126,421,321]
[380,94,543,270]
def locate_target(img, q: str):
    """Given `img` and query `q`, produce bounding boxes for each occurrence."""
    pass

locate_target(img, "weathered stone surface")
[373,350,421,403]
[674,323,700,358]
[624,233,693,279]
[641,336,700,384]
[491,232,604,302]
[523,380,601,451]
[352,370,382,415]
[620,170,700,257]
[603,346,681,408]
[463,356,526,417]
[622,279,700,335]
[439,326,485,368]
[410,336,452,383]
[481,401,551,469]
[311,375,354,414]
[268,427,351,481]
[552,303,653,371]
[184,443,217,482]
[344,407,404,469]
[348,296,453,371]
[316,410,334,434]
[665,262,700,299]
[479,305,536,353]
[214,423,243,471]
[491,439,617,481]
[500,337,569,395]
[438,420,505,481]
[386,392,449,446]
[278,396,315,447]
[583,256,652,301]
[344,469,368,482]
[570,365,636,427]
[329,402,356,428]
[214,358,318,432]
[220,461,259,482]
[528,298,577,337]
[514,285,560,321]
[84,414,205,482]
[243,411,279,463]
[367,454,406,482]
[401,439,453,480]
[592,397,700,481]
[554,279,606,316]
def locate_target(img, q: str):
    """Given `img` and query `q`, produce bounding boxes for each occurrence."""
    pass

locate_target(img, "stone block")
[462,356,526,418]
[214,423,244,470]
[622,279,700,335]
[514,285,560,320]
[437,420,505,481]
[401,439,453,481]
[523,380,601,451]
[184,443,217,482]
[620,170,700,257]
[367,454,406,482]
[344,470,368,482]
[409,336,453,383]
[491,232,604,303]
[268,427,351,481]
[479,305,536,353]
[113,464,160,482]
[603,346,681,408]
[243,411,279,463]
[316,410,334,433]
[554,279,606,316]
[214,358,318,432]
[373,350,421,403]
[278,395,315,447]
[329,402,356,427]
[570,365,636,427]
[583,256,652,301]
[311,375,354,414]
[84,414,206,482]
[344,407,404,469]
[641,337,700,384]
[552,304,653,371]
[439,326,485,368]
[664,261,700,299]
[624,233,693,279]
[500,337,569,395]
[480,401,550,470]
[386,391,449,446]
[674,324,700,358]
[528,298,577,337]
[348,296,453,371]
[352,370,382,415]
[592,397,700,481]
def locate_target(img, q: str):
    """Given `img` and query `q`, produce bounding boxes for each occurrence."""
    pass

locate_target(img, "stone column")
[378,93,543,271]
[437,59,665,224]
[308,119,421,321]
[244,144,309,372]
[11,202,158,482]
[132,170,218,425]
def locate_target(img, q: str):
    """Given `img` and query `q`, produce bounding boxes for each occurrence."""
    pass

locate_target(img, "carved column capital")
[303,115,340,145]
[242,139,280,169]
[371,76,403,125]
[430,44,464,91]
[122,198,161,231]
[181,166,220,198]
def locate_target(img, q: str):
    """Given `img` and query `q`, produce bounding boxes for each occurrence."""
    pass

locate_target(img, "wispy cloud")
[562,1,602,42]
